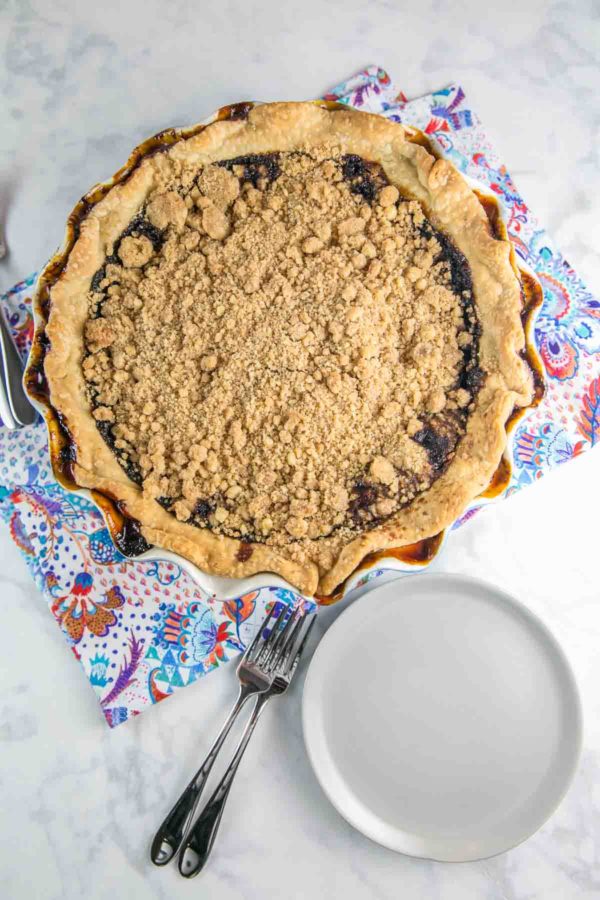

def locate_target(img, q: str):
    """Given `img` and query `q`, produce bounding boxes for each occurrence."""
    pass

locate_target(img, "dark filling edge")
[85,151,484,543]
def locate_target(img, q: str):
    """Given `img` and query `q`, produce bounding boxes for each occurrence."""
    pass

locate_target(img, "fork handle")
[150,683,255,866]
[178,692,271,878]
[0,310,36,427]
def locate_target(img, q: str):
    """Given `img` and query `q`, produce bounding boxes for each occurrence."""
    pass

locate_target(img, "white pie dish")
[23,102,544,605]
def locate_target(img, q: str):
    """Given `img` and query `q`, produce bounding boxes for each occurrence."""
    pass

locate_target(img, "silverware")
[0,217,36,428]
[178,611,316,878]
[150,601,308,866]
[0,308,36,428]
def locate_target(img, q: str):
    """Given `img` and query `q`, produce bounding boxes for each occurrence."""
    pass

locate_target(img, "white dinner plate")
[302,573,582,862]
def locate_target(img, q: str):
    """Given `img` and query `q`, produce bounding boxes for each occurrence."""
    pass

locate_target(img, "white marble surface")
[1,1,599,898]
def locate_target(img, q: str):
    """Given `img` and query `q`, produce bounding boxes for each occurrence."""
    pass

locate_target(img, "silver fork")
[0,308,36,428]
[178,612,316,878]
[150,601,303,866]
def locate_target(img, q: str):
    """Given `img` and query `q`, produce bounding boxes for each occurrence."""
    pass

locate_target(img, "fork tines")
[246,601,309,671]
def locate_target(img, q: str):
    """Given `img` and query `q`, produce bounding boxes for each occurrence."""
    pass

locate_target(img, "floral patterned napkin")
[1,66,598,727]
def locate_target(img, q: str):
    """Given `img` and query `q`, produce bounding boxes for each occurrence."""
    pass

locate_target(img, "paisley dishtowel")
[1,66,598,727]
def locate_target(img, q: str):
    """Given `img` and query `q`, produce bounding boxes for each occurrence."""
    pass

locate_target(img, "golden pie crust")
[42,102,533,595]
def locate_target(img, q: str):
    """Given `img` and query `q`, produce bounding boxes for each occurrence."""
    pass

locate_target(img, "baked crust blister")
[42,102,533,596]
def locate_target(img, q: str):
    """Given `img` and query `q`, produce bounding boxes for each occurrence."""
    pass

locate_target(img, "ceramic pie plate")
[23,101,545,604]
[302,573,582,861]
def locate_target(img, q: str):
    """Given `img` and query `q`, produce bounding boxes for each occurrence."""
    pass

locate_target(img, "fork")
[0,308,36,429]
[150,601,304,866]
[178,611,316,878]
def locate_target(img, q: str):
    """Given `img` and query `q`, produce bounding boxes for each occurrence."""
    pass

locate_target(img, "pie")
[40,102,534,596]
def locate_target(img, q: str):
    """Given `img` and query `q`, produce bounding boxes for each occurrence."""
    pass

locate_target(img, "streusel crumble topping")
[82,149,481,550]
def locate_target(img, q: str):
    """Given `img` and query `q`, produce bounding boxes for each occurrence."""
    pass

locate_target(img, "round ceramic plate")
[302,573,582,861]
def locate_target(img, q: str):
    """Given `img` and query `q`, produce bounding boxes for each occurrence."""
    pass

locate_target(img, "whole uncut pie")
[42,102,533,595]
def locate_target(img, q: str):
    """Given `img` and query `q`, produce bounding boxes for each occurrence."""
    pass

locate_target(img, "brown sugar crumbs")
[82,149,481,553]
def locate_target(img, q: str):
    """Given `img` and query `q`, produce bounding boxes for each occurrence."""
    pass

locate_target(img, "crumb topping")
[82,150,481,556]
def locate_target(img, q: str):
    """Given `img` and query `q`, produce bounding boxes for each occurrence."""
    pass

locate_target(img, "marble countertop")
[1,1,599,898]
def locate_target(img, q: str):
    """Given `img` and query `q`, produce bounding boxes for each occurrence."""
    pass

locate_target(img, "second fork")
[150,601,304,866]
[178,611,316,877]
